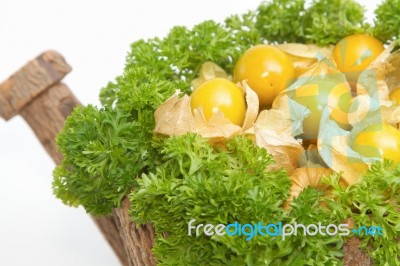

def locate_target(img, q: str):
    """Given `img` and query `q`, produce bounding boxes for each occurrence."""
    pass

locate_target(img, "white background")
[0,0,381,265]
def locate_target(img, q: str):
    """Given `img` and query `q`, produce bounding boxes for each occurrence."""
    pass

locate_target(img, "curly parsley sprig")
[374,0,400,44]
[324,161,400,265]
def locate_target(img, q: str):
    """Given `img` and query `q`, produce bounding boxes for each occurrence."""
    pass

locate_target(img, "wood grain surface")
[0,51,71,120]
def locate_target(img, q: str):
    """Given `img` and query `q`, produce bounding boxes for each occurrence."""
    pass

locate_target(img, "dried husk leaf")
[245,109,304,174]
[346,95,400,127]
[191,61,230,90]
[347,95,373,126]
[277,43,334,76]
[317,117,368,186]
[254,127,303,174]
[288,166,332,203]
[348,44,400,127]
[300,57,341,77]
[277,43,334,59]
[241,82,259,131]
[154,91,195,136]
[298,143,327,168]
[192,108,241,140]
[356,42,397,101]
[190,110,241,142]
[324,136,368,185]
[365,42,396,75]
[379,100,400,126]
[272,93,291,115]
[254,109,291,135]
[385,50,400,92]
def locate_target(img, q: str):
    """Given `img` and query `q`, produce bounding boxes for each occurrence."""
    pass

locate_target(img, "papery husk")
[154,90,241,139]
[385,50,400,92]
[348,96,400,127]
[154,72,259,141]
[241,82,260,131]
[298,143,327,168]
[251,127,303,174]
[154,92,195,136]
[317,97,370,185]
[288,166,332,204]
[277,43,333,59]
[300,57,341,77]
[277,43,334,77]
[378,101,400,126]
[245,109,304,174]
[191,61,231,90]
[272,93,291,114]
[385,49,400,131]
[356,42,397,101]
[318,133,368,185]
[192,109,242,141]
[349,44,400,127]
[347,94,373,126]
[272,93,311,137]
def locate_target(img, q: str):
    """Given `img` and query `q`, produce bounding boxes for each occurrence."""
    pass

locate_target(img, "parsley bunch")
[130,135,345,265]
[374,0,400,44]
[256,0,367,45]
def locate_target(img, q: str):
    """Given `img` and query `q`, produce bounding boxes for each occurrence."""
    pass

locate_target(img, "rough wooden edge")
[113,198,156,266]
[0,50,71,120]
[343,237,373,266]
[20,82,77,163]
